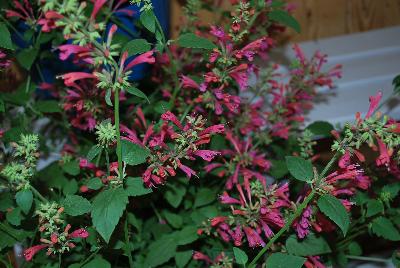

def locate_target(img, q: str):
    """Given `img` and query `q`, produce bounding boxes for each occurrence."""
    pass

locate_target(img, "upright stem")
[124,217,134,268]
[114,89,123,179]
[30,186,48,203]
[248,151,342,267]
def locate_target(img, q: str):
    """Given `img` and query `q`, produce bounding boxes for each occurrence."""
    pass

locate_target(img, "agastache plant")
[0,1,399,268]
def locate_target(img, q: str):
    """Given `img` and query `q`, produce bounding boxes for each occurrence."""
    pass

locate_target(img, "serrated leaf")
[144,234,177,267]
[16,48,38,70]
[34,100,61,113]
[175,250,192,268]
[163,211,183,229]
[62,195,92,216]
[165,184,186,208]
[306,121,334,137]
[87,178,103,190]
[126,86,149,103]
[6,208,23,226]
[269,159,288,179]
[233,247,248,265]
[91,188,128,242]
[140,10,156,33]
[266,253,305,268]
[123,39,151,56]
[0,23,13,50]
[286,234,331,256]
[317,194,350,236]
[15,190,33,214]
[371,217,400,241]
[121,140,150,166]
[124,177,152,196]
[194,188,216,208]
[269,10,301,33]
[178,33,217,50]
[62,160,80,176]
[366,199,384,217]
[82,256,111,268]
[347,242,362,256]
[285,156,313,182]
[87,145,102,162]
[176,226,198,245]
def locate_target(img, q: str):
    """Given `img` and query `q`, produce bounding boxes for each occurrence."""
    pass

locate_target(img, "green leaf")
[366,199,384,217]
[194,188,216,208]
[163,211,183,229]
[317,194,350,236]
[165,184,186,208]
[33,100,61,113]
[123,39,151,56]
[269,10,301,33]
[0,23,13,50]
[91,188,128,242]
[124,177,152,196]
[144,234,177,267]
[233,247,248,265]
[286,234,331,256]
[269,159,288,179]
[347,242,362,256]
[140,10,156,33]
[0,98,4,113]
[87,178,103,190]
[63,179,78,195]
[266,253,305,268]
[62,160,80,176]
[176,226,198,245]
[15,190,33,214]
[16,48,39,70]
[62,195,92,216]
[6,208,23,226]
[82,256,111,268]
[121,140,150,166]
[126,86,150,103]
[285,156,313,182]
[175,250,192,268]
[177,33,217,50]
[306,121,334,137]
[87,145,102,162]
[371,217,400,241]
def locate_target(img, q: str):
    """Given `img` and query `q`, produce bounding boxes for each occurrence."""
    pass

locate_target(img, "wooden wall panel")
[171,0,400,41]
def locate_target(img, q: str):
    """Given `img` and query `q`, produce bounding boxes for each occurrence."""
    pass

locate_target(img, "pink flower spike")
[376,137,392,166]
[91,0,107,20]
[200,124,225,135]
[24,244,48,261]
[178,163,197,179]
[161,111,183,129]
[107,24,118,46]
[365,91,382,119]
[194,150,220,161]
[61,72,96,86]
[193,251,212,264]
[243,227,265,247]
[124,50,155,72]
[69,228,89,239]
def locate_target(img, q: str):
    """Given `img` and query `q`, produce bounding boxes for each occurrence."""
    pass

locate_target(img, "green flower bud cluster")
[130,0,153,12]
[298,129,316,159]
[95,120,117,147]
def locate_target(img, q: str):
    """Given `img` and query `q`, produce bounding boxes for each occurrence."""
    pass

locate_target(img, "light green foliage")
[95,120,117,147]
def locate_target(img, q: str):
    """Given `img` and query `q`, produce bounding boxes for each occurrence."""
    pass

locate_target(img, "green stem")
[114,89,123,179]
[345,255,389,263]
[30,186,48,203]
[124,217,134,268]
[248,151,342,267]
[58,254,61,268]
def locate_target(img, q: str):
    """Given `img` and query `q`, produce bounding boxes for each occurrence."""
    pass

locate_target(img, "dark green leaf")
[34,100,61,113]
[266,253,305,268]
[163,211,183,229]
[87,145,102,162]
[285,156,313,182]
[0,23,13,50]
[306,121,334,137]
[347,242,362,256]
[317,194,350,236]
[124,177,152,196]
[121,140,150,166]
[371,217,400,241]
[366,199,384,217]
[140,10,156,33]
[87,178,103,190]
[178,33,217,50]
[144,234,177,267]
[233,247,248,265]
[15,190,33,214]
[16,48,39,70]
[62,160,80,176]
[91,188,128,242]
[176,226,198,245]
[194,188,216,208]
[165,184,186,208]
[286,234,331,256]
[63,179,78,195]
[269,159,288,179]
[269,10,301,33]
[62,195,92,216]
[6,208,23,226]
[82,256,111,268]
[123,39,151,56]
[126,86,150,103]
[175,250,192,268]
[0,98,5,113]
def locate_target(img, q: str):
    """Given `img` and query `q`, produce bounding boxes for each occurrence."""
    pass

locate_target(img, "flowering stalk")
[114,87,123,179]
[248,151,342,267]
